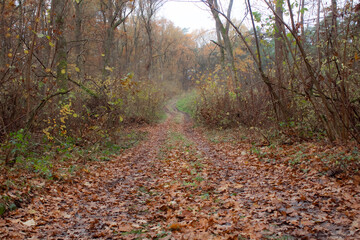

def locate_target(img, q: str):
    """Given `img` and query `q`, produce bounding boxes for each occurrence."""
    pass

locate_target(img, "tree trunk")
[139,0,164,80]
[208,0,239,89]
[146,22,153,79]
[274,0,287,120]
[74,0,83,79]
[316,0,322,68]
[102,26,115,81]
[0,1,6,71]
[24,0,42,120]
[53,0,68,90]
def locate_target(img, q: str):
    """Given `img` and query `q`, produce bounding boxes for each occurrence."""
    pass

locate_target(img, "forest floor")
[1,100,360,239]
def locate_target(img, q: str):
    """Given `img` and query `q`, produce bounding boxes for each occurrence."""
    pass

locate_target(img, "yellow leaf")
[45,68,51,73]
[105,66,113,72]
[75,67,80,72]
[119,116,123,122]
[49,41,55,47]
[73,113,78,118]
[128,72,134,79]
[7,53,13,58]
[24,49,29,54]
[61,69,66,74]
[101,53,105,57]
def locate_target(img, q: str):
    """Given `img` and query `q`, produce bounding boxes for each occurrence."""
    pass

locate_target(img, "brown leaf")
[169,222,182,231]
[301,220,315,226]
[118,224,133,232]
[350,218,360,231]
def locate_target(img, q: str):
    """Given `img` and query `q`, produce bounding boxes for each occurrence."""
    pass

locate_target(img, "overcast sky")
[158,1,215,32]
[158,0,320,46]
[158,0,248,33]
[158,0,338,34]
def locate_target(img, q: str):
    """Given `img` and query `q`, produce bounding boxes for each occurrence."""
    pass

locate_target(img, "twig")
[25,89,72,133]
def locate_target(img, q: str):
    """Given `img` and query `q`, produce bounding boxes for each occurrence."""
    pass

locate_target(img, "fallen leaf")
[301,220,315,226]
[169,222,182,231]
[233,184,244,189]
[22,219,36,226]
[118,224,132,232]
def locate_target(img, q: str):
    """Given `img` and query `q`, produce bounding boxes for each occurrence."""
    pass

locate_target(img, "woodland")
[0,0,360,239]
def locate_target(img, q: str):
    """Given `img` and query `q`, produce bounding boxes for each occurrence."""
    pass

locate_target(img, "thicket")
[190,0,360,144]
[0,0,197,213]
[0,0,197,164]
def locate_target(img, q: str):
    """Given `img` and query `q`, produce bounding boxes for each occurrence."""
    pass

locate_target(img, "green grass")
[0,128,148,216]
[156,111,168,123]
[169,131,186,142]
[176,91,197,118]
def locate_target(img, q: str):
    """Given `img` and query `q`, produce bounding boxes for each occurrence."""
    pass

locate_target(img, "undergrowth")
[202,127,360,180]
[177,88,360,180]
[0,128,147,216]
[0,75,169,216]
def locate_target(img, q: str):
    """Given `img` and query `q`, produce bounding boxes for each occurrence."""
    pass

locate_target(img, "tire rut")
[2,101,359,239]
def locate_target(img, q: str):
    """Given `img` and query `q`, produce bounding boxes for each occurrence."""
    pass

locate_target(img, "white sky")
[158,0,344,34]
[158,0,248,33]
[158,0,215,32]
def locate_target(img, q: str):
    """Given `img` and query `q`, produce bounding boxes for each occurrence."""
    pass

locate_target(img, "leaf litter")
[1,103,359,239]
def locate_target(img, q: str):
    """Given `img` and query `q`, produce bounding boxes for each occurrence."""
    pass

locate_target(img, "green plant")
[0,203,6,215]
[194,175,204,182]
[250,144,267,159]
[183,181,197,187]
[31,156,53,178]
[176,91,197,118]
[9,129,29,155]
[201,192,210,200]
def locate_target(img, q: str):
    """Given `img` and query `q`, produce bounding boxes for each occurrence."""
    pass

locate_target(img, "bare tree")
[203,0,239,90]
[100,0,134,80]
[73,0,84,78]
[52,0,69,90]
[138,0,164,79]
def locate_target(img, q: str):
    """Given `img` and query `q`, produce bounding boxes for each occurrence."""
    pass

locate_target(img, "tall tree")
[138,0,164,79]
[24,0,42,119]
[52,0,69,90]
[73,0,84,78]
[100,0,134,80]
[274,0,287,120]
[204,0,239,90]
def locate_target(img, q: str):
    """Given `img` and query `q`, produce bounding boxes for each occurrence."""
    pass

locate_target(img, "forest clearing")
[1,0,360,239]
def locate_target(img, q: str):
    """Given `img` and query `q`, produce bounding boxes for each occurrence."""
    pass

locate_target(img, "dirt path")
[1,101,359,239]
